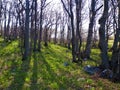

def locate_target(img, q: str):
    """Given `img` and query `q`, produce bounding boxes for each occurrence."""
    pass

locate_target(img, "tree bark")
[23,0,30,60]
[44,27,48,46]
[67,25,71,49]
[33,0,38,51]
[6,7,11,41]
[98,0,109,69]
[75,0,82,62]
[69,0,76,62]
[4,5,7,41]
[54,12,59,44]
[38,2,43,51]
[111,0,120,73]
[84,0,96,59]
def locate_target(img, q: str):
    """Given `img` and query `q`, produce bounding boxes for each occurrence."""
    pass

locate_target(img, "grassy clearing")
[0,38,120,90]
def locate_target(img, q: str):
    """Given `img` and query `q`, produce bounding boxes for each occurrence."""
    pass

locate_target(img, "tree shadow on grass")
[38,48,83,89]
[0,42,19,70]
[8,58,31,90]
[45,47,72,69]
[38,52,66,89]
[0,39,13,49]
[45,46,64,60]
[0,40,19,61]
[87,58,100,65]
[30,53,38,90]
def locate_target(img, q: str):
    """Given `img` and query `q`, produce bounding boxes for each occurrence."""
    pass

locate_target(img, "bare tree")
[0,0,3,36]
[54,11,60,44]
[43,9,54,46]
[75,0,82,62]
[6,3,12,41]
[66,20,71,49]
[33,0,38,51]
[60,14,66,45]
[98,0,109,69]
[0,0,2,21]
[23,0,30,60]
[84,0,96,59]
[61,0,78,62]
[3,1,7,41]
[85,0,103,59]
[38,0,50,51]
[111,0,120,74]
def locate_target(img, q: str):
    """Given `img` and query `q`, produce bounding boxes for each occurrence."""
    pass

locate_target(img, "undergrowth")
[0,38,119,90]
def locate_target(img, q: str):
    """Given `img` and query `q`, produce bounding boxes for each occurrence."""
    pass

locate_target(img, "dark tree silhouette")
[23,0,30,60]
[98,0,109,69]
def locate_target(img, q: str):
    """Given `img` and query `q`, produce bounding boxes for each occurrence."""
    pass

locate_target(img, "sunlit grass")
[0,38,119,90]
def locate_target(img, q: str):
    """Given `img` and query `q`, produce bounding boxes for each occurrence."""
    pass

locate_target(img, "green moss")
[0,38,120,90]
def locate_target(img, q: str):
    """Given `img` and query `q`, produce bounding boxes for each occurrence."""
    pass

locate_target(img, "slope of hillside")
[0,38,120,90]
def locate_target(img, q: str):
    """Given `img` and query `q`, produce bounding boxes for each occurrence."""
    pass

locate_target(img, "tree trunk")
[38,6,43,51]
[67,22,71,49]
[6,7,11,41]
[54,13,58,44]
[14,17,18,39]
[98,0,109,69]
[75,0,82,62]
[23,0,30,60]
[33,0,38,51]
[111,0,120,73]
[70,0,76,62]
[44,27,48,47]
[4,6,7,41]
[84,0,96,59]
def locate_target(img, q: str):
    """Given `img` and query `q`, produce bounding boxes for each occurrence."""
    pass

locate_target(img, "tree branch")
[61,0,71,17]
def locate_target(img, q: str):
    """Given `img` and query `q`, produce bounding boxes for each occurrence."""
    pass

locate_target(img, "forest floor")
[0,38,120,90]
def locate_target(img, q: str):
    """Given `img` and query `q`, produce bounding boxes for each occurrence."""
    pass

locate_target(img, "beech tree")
[75,0,82,62]
[60,14,66,45]
[54,11,60,44]
[3,1,7,41]
[84,0,103,59]
[84,0,96,59]
[38,0,49,51]
[111,0,120,74]
[98,0,109,69]
[61,0,77,62]
[33,0,38,51]
[0,0,3,36]
[0,0,2,21]
[23,0,30,60]
[43,9,54,46]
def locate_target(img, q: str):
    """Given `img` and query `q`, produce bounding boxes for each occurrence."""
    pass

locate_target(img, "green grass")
[0,38,120,90]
